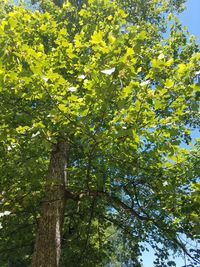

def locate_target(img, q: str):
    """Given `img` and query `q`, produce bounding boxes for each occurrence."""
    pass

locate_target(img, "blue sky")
[142,1,200,266]
[179,0,200,43]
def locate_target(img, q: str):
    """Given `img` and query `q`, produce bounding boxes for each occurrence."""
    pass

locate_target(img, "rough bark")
[31,139,68,267]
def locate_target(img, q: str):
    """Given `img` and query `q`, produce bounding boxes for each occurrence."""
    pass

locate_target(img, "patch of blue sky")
[179,0,200,44]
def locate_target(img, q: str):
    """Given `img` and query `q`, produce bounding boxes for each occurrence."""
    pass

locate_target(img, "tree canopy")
[0,0,199,266]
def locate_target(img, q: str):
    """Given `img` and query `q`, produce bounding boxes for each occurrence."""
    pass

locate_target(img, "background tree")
[0,0,199,266]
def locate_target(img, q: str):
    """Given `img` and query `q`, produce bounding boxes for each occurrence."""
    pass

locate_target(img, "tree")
[0,0,199,266]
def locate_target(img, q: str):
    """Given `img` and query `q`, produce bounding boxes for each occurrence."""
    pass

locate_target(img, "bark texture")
[32,140,67,267]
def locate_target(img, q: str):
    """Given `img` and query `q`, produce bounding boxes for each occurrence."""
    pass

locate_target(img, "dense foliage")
[0,0,199,266]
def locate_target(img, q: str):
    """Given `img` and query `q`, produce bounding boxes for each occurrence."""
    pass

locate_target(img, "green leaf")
[16,125,30,134]
[58,104,68,113]
[165,79,174,88]
[91,31,103,44]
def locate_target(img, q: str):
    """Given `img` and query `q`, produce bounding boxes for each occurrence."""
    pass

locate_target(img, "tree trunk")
[31,139,68,267]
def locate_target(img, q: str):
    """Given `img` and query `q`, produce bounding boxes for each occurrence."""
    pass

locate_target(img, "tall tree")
[0,0,199,266]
